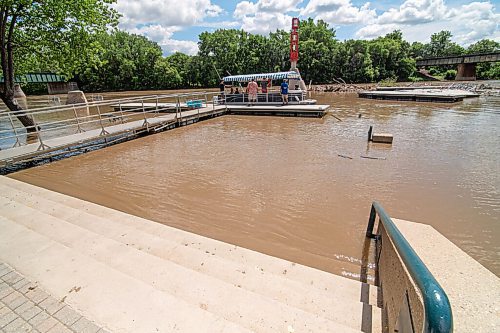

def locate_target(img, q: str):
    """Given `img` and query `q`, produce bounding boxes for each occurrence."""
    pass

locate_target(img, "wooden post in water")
[368,126,373,142]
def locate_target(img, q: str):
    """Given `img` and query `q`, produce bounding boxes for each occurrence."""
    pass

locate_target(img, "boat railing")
[217,90,306,105]
[366,201,453,333]
[0,91,220,151]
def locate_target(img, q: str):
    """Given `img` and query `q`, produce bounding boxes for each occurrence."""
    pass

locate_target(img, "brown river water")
[7,89,500,277]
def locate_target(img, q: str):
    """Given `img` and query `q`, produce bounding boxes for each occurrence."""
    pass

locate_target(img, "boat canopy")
[223,71,301,83]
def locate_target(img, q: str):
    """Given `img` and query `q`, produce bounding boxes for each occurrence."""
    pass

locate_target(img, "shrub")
[444,70,457,80]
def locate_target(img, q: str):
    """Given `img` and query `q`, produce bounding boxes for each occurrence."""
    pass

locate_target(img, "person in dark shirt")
[261,78,268,93]
[219,80,227,104]
[280,79,289,105]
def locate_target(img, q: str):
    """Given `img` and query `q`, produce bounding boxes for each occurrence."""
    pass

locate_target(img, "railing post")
[31,113,50,151]
[141,100,149,130]
[96,104,109,136]
[72,105,85,133]
[119,103,125,124]
[155,96,159,116]
[366,204,377,238]
[7,112,21,147]
[176,97,182,124]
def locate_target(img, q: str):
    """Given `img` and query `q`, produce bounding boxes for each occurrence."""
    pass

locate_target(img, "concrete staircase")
[0,176,381,333]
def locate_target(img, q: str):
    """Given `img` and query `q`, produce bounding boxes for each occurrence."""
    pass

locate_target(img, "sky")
[112,0,500,55]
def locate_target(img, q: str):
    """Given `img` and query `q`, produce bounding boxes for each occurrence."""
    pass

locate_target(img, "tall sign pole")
[290,18,299,70]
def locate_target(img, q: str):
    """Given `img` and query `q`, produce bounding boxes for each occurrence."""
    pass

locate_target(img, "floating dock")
[0,95,330,170]
[226,104,329,117]
[358,89,479,103]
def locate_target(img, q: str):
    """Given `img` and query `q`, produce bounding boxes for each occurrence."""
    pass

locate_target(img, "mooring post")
[368,126,373,142]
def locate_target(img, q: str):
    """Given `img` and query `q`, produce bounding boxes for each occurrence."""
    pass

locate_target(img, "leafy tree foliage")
[17,15,500,96]
[0,0,119,129]
[466,39,499,79]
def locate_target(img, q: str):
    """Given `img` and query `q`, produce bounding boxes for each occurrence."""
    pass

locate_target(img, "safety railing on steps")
[366,201,453,333]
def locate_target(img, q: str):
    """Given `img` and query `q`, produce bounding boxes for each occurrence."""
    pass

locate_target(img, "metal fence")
[0,91,219,151]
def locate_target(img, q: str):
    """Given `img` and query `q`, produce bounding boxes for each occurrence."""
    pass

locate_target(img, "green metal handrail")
[366,201,453,333]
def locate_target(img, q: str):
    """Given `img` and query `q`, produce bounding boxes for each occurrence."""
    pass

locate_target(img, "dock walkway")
[0,176,380,332]
[0,92,330,169]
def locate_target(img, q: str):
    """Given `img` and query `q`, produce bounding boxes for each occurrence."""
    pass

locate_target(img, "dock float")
[358,89,479,103]
[226,104,330,117]
[0,92,330,170]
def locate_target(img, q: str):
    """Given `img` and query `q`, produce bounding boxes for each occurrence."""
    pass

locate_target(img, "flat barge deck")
[358,89,479,103]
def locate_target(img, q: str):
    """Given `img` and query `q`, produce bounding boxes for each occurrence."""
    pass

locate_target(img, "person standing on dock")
[261,78,268,93]
[247,79,258,106]
[219,80,227,104]
[281,79,289,105]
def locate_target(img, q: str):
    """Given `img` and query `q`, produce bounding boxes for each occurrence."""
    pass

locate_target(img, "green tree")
[166,52,192,87]
[368,30,415,81]
[335,40,374,83]
[297,19,337,83]
[425,31,464,57]
[80,31,164,91]
[0,0,119,130]
[466,39,500,79]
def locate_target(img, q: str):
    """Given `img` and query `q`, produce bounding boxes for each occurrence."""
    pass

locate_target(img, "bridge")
[416,52,500,80]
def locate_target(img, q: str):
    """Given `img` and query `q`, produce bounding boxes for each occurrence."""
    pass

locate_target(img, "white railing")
[0,91,220,151]
[218,90,307,105]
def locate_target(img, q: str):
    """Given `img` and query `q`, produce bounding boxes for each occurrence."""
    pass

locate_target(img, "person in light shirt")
[247,79,258,106]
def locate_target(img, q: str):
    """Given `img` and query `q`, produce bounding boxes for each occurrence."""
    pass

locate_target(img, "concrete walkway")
[0,176,381,333]
[0,263,108,333]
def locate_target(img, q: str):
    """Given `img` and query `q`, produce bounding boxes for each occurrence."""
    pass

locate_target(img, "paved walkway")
[0,263,108,333]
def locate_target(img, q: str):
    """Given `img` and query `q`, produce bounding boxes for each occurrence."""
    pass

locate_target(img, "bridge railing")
[366,201,453,333]
[0,91,220,151]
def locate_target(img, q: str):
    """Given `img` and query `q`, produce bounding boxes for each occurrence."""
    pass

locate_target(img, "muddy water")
[9,91,500,277]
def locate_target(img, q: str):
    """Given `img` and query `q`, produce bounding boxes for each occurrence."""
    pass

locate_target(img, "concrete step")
[0,182,380,324]
[0,193,366,332]
[0,177,379,305]
[0,216,252,333]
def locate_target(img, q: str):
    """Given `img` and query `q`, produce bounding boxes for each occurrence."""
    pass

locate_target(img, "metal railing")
[0,91,220,151]
[366,201,453,333]
[217,90,307,105]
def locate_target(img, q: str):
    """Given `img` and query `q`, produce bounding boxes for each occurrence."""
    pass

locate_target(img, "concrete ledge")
[393,219,500,333]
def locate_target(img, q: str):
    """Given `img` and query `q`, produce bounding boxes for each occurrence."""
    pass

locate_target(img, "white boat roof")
[223,71,301,82]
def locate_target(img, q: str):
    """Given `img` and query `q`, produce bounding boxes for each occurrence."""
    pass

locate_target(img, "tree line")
[76,20,499,92]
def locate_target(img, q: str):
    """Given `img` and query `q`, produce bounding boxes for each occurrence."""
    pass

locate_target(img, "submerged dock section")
[0,92,329,170]
[358,87,480,103]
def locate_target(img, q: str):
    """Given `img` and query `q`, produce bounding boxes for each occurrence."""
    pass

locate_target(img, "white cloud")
[129,25,199,55]
[114,0,223,28]
[300,0,377,25]
[355,24,399,40]
[113,0,223,55]
[240,12,293,34]
[377,0,447,24]
[355,0,500,45]
[234,0,303,33]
